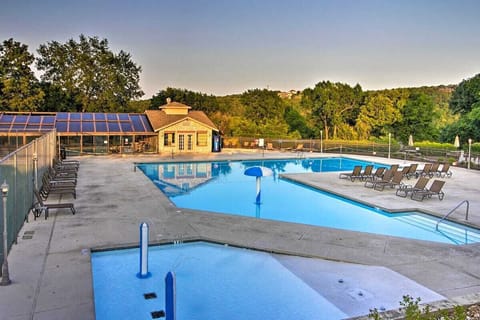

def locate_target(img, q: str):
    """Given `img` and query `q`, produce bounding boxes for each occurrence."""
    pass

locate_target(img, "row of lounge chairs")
[338,165,385,182]
[339,162,452,183]
[31,158,79,220]
[339,163,447,201]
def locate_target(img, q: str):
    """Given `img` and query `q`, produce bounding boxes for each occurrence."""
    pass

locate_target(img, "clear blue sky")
[1,0,479,98]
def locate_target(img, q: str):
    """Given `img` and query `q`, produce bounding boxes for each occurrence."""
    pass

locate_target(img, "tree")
[440,106,480,144]
[36,34,143,112]
[449,73,480,115]
[355,93,400,139]
[150,87,219,114]
[301,81,363,140]
[0,38,44,111]
[284,105,314,138]
[240,89,286,126]
[393,93,437,143]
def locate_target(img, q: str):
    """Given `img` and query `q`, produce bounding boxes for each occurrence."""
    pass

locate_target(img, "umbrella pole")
[256,177,261,204]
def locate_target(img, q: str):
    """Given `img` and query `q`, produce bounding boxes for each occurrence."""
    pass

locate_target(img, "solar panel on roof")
[12,123,27,130]
[69,122,81,132]
[82,122,94,132]
[140,115,153,131]
[29,117,41,124]
[131,115,145,131]
[56,122,68,132]
[118,114,129,121]
[94,113,106,120]
[106,114,117,121]
[70,113,81,120]
[14,115,28,123]
[120,122,133,132]
[82,113,94,121]
[0,115,14,123]
[43,116,55,124]
[107,122,120,132]
[95,121,107,132]
[56,113,69,120]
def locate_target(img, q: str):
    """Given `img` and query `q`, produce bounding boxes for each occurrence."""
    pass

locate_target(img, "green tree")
[0,38,44,111]
[449,73,480,115]
[150,87,219,114]
[355,93,400,139]
[284,105,314,138]
[301,81,363,139]
[36,34,143,112]
[440,106,480,144]
[240,89,286,126]
[394,93,437,143]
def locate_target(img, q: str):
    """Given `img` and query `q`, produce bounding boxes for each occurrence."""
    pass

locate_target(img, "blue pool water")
[91,241,444,320]
[137,158,480,244]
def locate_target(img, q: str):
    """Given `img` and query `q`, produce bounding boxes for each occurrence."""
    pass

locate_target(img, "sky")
[1,0,479,98]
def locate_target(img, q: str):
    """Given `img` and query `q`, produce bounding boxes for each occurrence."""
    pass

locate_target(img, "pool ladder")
[436,200,469,230]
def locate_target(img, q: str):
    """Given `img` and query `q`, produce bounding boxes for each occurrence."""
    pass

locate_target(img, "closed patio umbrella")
[454,135,460,148]
[408,135,414,147]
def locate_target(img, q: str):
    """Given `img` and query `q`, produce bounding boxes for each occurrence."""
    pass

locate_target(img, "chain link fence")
[223,137,478,167]
[0,130,57,272]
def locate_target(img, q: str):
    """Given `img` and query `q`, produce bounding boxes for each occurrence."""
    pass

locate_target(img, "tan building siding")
[157,118,215,153]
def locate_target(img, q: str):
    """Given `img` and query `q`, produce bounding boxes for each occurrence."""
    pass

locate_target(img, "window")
[164,133,175,146]
[197,132,208,146]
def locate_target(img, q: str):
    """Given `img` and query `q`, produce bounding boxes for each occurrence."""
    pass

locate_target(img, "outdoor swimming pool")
[91,241,444,320]
[137,157,480,244]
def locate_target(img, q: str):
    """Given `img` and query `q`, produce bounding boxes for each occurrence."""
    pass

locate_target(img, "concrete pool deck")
[1,150,480,319]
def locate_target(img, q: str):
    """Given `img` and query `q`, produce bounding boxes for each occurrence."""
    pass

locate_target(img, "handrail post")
[436,200,469,230]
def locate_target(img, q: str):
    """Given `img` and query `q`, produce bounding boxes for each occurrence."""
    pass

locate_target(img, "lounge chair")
[415,163,432,178]
[390,164,399,172]
[399,166,410,178]
[438,163,452,178]
[411,180,445,201]
[365,169,393,188]
[429,163,440,177]
[41,173,76,200]
[363,167,385,182]
[373,170,404,191]
[396,176,429,198]
[339,165,362,182]
[290,143,304,152]
[404,164,418,179]
[360,165,373,181]
[31,189,75,220]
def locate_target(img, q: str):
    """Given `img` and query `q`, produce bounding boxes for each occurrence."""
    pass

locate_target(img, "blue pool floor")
[92,241,445,320]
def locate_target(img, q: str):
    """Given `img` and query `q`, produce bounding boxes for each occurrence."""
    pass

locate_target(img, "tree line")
[1,36,479,146]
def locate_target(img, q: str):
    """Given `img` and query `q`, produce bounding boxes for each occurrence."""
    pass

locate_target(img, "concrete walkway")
[1,150,480,319]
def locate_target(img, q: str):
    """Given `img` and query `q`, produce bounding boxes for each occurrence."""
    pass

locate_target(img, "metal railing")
[0,130,57,270]
[436,200,470,230]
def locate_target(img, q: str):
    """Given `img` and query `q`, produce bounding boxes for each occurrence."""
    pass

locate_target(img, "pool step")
[394,214,480,244]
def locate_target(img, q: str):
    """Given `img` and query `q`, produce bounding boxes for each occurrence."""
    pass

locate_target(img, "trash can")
[60,147,66,159]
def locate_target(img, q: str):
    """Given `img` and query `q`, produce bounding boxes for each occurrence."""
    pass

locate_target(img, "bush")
[369,295,466,320]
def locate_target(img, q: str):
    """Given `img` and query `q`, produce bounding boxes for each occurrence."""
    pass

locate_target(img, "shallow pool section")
[91,241,445,320]
[137,158,480,245]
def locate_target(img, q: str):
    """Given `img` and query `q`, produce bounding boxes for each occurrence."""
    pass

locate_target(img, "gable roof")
[145,109,218,132]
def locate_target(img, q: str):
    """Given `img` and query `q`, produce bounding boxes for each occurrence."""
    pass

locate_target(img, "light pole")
[320,130,323,153]
[1,180,10,286]
[388,133,391,159]
[468,138,472,170]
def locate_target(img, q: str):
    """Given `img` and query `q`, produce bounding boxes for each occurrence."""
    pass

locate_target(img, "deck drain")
[151,310,165,318]
[144,292,157,300]
[24,231,35,235]
[22,235,33,240]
